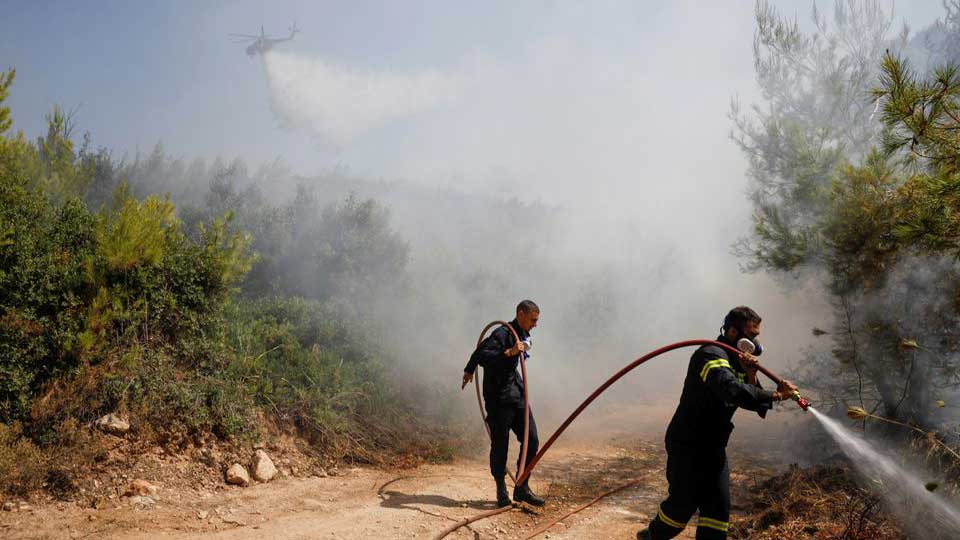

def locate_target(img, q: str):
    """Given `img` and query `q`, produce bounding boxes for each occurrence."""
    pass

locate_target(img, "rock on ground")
[95,413,130,435]
[251,450,277,482]
[226,463,250,486]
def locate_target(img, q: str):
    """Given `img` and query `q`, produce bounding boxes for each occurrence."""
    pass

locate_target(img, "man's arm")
[701,353,775,412]
[462,328,510,389]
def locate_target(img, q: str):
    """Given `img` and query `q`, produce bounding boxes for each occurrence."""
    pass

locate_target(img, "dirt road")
[0,427,779,540]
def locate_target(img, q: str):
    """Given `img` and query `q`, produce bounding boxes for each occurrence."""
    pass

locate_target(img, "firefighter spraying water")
[637,306,798,540]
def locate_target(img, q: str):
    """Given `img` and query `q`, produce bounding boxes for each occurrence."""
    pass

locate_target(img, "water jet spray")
[812,408,960,536]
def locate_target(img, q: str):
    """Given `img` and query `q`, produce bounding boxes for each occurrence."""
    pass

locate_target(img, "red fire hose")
[515,339,807,486]
[436,338,809,540]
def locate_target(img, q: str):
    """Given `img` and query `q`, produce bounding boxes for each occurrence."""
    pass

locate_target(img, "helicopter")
[231,23,299,57]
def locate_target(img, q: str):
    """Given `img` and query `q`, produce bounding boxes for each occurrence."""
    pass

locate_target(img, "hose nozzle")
[792,391,810,412]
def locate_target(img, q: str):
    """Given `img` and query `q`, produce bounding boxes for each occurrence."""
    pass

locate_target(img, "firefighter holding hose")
[462,300,545,508]
[638,306,798,540]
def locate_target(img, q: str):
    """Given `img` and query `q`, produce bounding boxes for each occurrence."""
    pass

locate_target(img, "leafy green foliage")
[732,0,899,273]
[224,298,383,452]
[734,2,960,430]
[821,152,900,293]
[876,54,960,173]
[98,187,179,271]
[869,52,960,258]
[0,93,256,425]
[0,178,96,421]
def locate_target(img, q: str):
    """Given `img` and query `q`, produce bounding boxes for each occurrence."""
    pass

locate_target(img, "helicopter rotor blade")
[229,33,259,38]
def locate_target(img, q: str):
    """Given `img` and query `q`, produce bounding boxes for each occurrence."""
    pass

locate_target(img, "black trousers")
[647,447,730,540]
[486,403,539,480]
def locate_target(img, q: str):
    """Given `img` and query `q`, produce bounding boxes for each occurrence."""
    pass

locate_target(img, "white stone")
[251,450,277,483]
[95,413,130,435]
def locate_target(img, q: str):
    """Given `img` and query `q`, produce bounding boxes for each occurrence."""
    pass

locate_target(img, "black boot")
[636,528,651,540]
[513,481,545,506]
[495,477,511,508]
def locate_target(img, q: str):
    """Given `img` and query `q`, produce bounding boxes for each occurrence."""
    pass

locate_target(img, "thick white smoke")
[263,51,460,145]
[243,3,839,435]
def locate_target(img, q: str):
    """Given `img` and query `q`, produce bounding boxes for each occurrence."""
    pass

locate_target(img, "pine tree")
[0,69,14,137]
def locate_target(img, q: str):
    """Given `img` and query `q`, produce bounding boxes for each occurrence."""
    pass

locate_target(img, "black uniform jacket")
[664,336,775,452]
[464,320,529,407]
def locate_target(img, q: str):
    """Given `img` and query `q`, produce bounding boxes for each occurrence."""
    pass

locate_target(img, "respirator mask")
[722,315,762,356]
[736,337,762,356]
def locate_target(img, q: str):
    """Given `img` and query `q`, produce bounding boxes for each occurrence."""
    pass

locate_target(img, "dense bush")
[0,171,254,424]
[0,67,461,496]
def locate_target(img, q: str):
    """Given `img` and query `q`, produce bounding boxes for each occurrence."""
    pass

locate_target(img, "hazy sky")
[2,1,944,207]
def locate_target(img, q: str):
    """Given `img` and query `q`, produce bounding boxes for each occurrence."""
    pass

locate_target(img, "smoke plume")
[263,51,460,145]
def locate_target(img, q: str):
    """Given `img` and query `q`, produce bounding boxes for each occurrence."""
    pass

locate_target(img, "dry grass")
[0,422,48,496]
[0,418,107,501]
[732,464,906,540]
